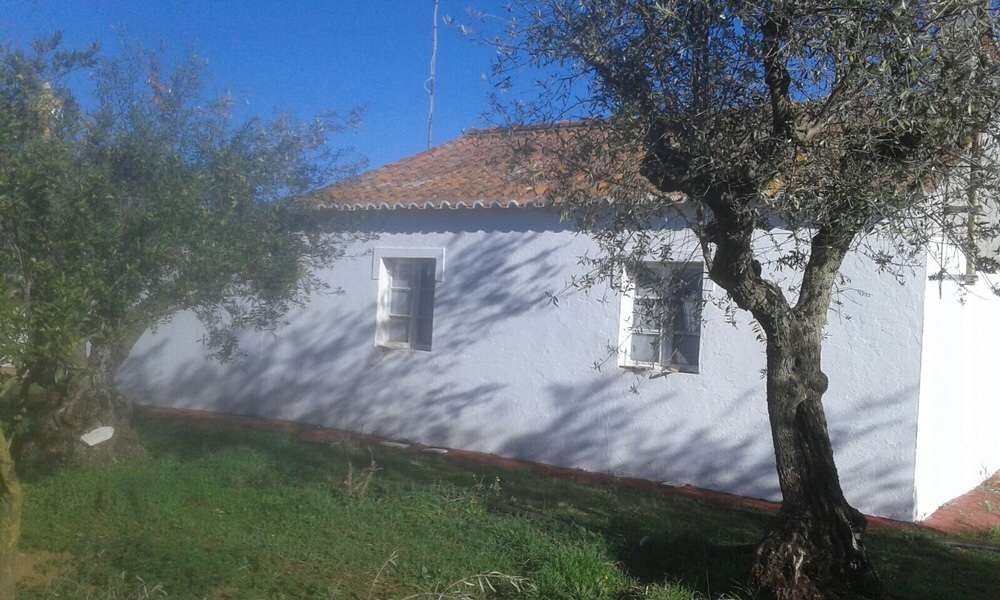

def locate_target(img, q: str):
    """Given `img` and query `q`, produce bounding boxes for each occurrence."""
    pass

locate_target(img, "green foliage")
[0,375,43,442]
[484,0,1000,314]
[14,416,1000,600]
[0,35,360,408]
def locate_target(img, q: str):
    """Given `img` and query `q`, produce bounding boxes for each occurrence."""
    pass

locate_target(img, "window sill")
[376,342,432,353]
[619,363,699,375]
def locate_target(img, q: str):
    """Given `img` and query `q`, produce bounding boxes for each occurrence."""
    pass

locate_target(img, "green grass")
[15,415,1000,599]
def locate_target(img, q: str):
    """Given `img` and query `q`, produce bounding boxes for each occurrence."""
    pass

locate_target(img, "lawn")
[14,414,1000,600]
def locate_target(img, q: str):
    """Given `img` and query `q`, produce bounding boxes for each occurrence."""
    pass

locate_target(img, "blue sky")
[1,1,514,171]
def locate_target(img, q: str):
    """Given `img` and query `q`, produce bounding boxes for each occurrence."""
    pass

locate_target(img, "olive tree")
[487,2,1000,598]
[0,36,359,597]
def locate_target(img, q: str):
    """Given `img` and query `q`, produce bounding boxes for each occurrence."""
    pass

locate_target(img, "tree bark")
[751,317,880,600]
[0,429,22,600]
[15,339,135,464]
[57,342,132,430]
[686,180,877,598]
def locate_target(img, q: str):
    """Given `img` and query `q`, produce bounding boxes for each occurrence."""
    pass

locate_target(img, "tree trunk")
[0,429,23,600]
[751,318,880,600]
[57,342,132,431]
[15,341,135,465]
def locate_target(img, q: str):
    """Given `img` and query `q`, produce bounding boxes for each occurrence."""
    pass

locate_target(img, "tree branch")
[762,2,794,142]
[700,186,790,330]
[795,225,854,323]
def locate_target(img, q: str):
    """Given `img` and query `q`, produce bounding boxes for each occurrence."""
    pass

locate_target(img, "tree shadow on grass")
[593,493,764,590]
[618,531,757,593]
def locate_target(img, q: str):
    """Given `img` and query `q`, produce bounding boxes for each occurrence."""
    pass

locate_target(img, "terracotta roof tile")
[306,122,617,210]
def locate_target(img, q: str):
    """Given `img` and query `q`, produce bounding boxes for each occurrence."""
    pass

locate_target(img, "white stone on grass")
[379,441,410,449]
[80,426,114,447]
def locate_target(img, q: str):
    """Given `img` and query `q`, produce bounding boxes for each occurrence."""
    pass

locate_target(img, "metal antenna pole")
[425,0,439,150]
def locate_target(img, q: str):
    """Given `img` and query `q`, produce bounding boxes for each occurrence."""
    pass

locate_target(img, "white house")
[118,126,1000,523]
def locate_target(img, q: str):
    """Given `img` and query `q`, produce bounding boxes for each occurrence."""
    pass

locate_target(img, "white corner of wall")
[912,258,1000,521]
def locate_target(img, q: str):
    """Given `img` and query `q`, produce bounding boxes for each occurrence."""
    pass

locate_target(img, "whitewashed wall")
[914,247,1000,519]
[118,208,928,520]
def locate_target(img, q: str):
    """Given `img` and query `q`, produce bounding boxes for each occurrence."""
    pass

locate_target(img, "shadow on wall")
[119,209,919,520]
[119,213,582,450]
[495,381,918,520]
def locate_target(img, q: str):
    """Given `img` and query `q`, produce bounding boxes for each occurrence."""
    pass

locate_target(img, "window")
[618,262,703,372]
[376,257,436,350]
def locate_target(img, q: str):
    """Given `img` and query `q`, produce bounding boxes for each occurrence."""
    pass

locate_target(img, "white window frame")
[374,251,441,351]
[618,261,704,373]
[371,247,445,281]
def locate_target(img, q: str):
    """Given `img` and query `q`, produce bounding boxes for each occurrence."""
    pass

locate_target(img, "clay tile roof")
[305,121,614,211]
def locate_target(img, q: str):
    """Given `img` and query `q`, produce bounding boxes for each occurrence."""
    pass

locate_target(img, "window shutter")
[618,261,703,372]
[375,258,391,346]
[617,266,636,367]
[375,256,437,351]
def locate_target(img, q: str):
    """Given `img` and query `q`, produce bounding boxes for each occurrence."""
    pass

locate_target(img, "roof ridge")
[337,133,470,177]
[462,119,601,138]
